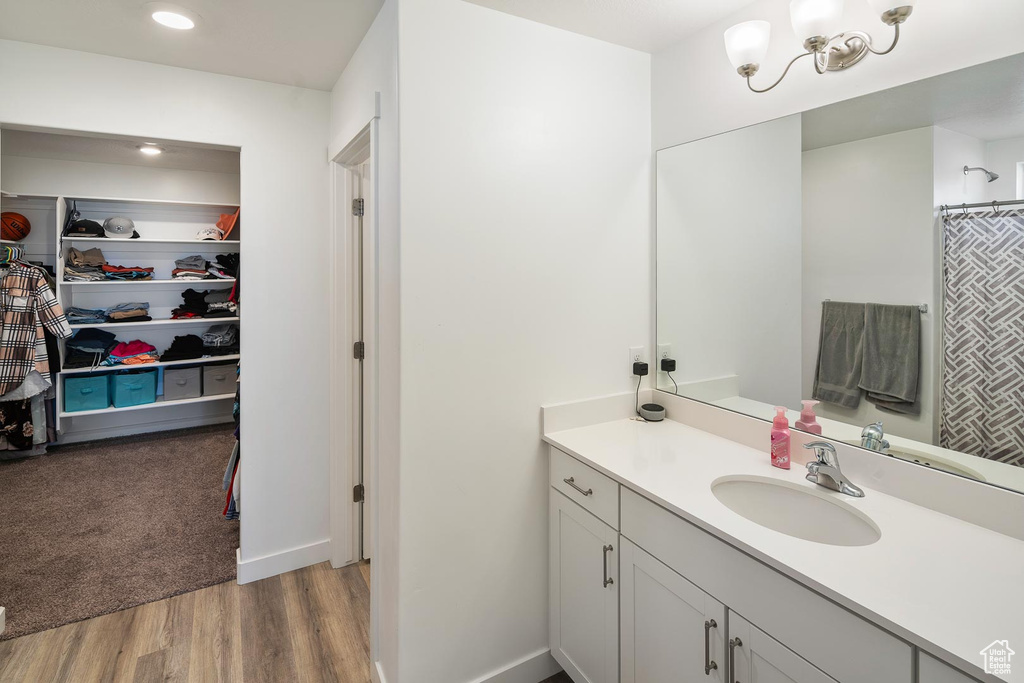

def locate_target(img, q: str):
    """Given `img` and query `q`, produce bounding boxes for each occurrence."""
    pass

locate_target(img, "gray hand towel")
[812,301,865,409]
[859,303,921,415]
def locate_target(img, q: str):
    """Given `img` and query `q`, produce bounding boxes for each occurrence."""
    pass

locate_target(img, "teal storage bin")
[64,375,111,412]
[109,370,158,408]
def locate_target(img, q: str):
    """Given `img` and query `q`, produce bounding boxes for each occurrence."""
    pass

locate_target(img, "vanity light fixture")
[138,144,163,156]
[724,0,915,93]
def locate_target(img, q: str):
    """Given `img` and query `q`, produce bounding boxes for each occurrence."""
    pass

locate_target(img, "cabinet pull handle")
[729,637,742,683]
[563,476,593,496]
[602,544,614,588]
[704,619,718,676]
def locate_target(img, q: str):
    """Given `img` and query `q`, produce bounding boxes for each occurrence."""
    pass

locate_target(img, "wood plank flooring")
[0,561,370,683]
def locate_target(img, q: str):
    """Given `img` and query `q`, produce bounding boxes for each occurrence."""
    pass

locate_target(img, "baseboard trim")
[235,539,331,584]
[470,648,561,683]
[372,661,387,683]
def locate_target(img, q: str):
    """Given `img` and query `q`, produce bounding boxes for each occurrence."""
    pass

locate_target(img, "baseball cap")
[64,219,105,238]
[103,216,140,239]
[196,226,225,241]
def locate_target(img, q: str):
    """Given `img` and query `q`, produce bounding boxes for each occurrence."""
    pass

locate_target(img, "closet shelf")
[69,317,240,330]
[60,354,241,375]
[59,278,236,286]
[59,393,234,418]
[63,237,241,246]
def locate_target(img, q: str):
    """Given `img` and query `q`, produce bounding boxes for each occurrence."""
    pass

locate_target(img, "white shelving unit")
[50,194,241,435]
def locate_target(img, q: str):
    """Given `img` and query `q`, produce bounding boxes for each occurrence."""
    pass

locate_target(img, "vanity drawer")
[550,447,619,529]
[621,489,912,683]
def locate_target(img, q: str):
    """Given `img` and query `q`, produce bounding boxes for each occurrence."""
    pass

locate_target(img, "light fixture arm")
[746,51,816,93]
[860,21,901,56]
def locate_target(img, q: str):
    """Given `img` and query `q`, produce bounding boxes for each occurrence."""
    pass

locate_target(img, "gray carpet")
[0,425,239,641]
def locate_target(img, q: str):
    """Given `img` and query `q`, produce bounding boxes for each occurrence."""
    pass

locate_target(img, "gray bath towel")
[859,303,921,415]
[812,301,865,409]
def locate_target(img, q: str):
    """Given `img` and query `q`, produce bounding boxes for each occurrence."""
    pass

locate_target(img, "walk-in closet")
[0,127,242,641]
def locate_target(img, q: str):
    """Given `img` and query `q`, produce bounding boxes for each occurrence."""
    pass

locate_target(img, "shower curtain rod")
[940,198,1024,213]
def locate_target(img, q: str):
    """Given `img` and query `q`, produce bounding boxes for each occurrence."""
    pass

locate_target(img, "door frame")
[329,115,379,573]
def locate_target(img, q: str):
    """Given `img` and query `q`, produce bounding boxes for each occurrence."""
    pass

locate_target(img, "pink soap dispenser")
[796,400,822,435]
[770,407,791,470]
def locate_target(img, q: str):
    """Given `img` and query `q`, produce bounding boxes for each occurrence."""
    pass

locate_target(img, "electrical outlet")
[628,346,647,374]
[657,344,672,365]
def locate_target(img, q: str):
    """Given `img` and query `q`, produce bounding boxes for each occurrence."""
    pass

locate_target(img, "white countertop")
[544,416,1024,682]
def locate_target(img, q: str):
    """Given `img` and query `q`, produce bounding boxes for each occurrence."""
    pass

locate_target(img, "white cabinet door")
[620,537,726,683]
[727,612,836,683]
[918,653,982,683]
[550,488,618,683]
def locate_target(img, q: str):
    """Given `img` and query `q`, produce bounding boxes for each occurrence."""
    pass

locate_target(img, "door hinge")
[353,341,365,360]
[353,484,365,503]
[352,198,365,217]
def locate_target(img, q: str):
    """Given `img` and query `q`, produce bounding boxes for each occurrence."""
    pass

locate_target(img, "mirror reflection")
[656,53,1024,494]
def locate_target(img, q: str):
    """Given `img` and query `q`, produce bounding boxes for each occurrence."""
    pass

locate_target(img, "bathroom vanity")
[544,397,1023,683]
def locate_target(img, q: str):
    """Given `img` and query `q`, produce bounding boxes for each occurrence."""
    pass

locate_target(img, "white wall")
[657,115,802,407]
[0,39,332,575]
[0,155,240,205]
[328,1,400,680]
[396,0,650,680]
[653,0,1024,150]
[933,127,987,208]
[985,136,1024,201]
[802,127,937,444]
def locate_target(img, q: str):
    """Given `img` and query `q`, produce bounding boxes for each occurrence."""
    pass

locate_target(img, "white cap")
[196,226,224,241]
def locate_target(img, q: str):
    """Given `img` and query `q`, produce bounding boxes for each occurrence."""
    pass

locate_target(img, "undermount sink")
[711,475,881,547]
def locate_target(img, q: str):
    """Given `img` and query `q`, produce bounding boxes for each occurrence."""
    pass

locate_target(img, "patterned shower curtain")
[941,209,1024,466]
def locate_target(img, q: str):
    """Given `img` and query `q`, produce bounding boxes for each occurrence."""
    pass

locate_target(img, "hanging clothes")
[0,262,72,395]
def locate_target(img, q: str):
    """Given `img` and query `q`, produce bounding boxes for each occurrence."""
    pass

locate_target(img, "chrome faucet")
[803,442,865,498]
[860,422,889,452]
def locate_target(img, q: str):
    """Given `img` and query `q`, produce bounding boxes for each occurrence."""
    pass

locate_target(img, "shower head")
[964,165,1000,182]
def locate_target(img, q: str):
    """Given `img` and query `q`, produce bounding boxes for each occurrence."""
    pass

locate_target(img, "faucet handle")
[804,441,838,467]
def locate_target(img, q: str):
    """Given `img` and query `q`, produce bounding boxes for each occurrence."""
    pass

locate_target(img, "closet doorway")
[0,125,242,642]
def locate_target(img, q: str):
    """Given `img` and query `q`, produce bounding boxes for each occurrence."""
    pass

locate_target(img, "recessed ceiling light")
[152,9,195,30]
[138,145,164,156]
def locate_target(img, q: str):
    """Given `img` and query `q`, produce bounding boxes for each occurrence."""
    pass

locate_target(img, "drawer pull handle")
[563,476,593,497]
[602,544,614,588]
[729,636,742,683]
[704,619,718,675]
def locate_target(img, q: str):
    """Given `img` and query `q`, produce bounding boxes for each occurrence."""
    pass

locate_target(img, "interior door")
[620,536,726,683]
[728,611,837,683]
[550,489,618,683]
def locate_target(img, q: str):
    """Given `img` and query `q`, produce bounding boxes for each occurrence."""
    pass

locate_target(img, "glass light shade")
[866,0,915,18]
[724,21,771,70]
[789,0,845,40]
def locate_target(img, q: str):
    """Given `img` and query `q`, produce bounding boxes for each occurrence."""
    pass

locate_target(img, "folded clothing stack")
[204,289,238,318]
[103,264,154,281]
[106,301,151,323]
[172,254,211,280]
[172,288,210,319]
[64,247,107,281]
[66,306,108,325]
[208,254,239,279]
[101,340,158,366]
[202,324,239,356]
[161,334,205,362]
[64,328,118,369]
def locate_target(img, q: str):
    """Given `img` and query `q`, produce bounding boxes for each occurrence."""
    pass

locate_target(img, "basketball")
[1,212,31,241]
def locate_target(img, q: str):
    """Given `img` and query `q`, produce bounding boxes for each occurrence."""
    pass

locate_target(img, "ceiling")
[803,53,1024,150]
[0,0,384,91]
[461,0,756,53]
[1,128,240,174]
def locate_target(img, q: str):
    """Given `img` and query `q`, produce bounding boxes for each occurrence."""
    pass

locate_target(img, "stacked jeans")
[66,307,107,325]
[202,324,239,356]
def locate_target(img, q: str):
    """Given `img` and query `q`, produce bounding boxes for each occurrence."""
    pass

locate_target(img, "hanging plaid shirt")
[0,263,72,394]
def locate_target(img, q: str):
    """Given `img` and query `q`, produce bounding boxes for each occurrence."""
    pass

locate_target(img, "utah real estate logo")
[980,639,1014,676]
